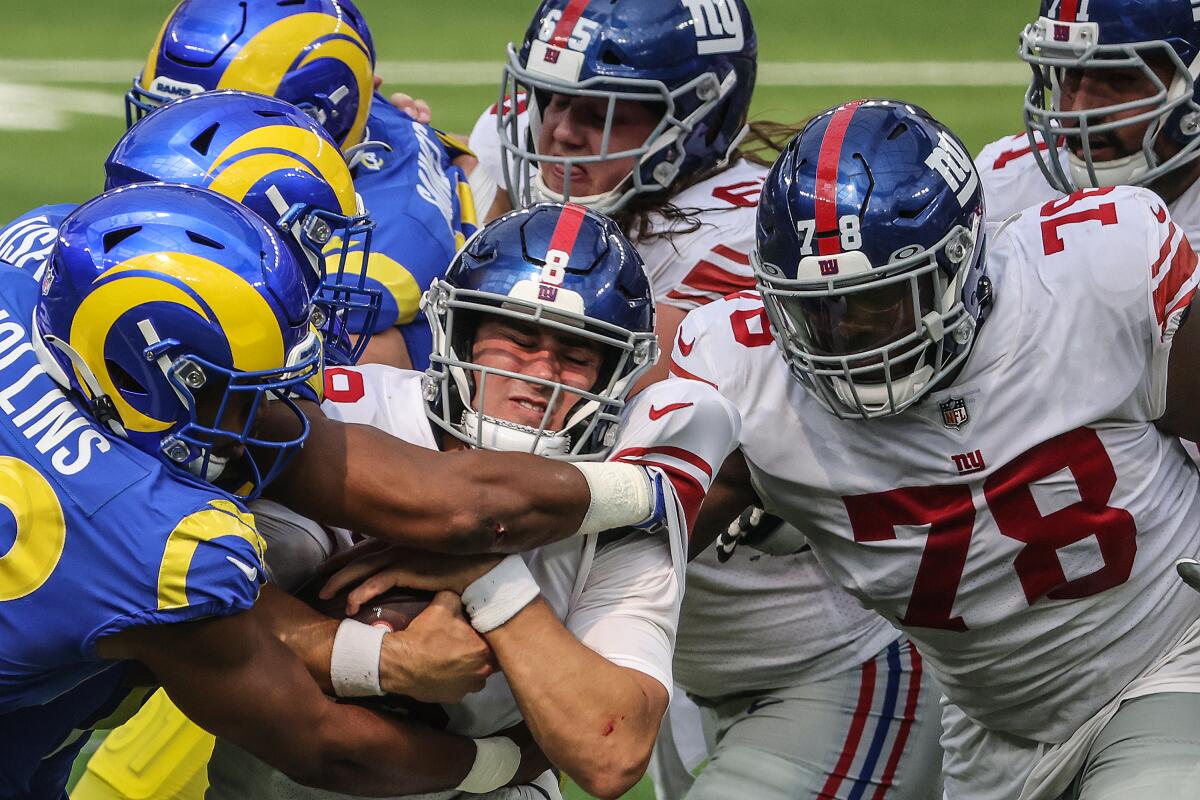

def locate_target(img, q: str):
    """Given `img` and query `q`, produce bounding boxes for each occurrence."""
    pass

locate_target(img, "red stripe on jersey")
[611,445,713,479]
[548,203,588,260]
[815,100,866,256]
[726,290,760,301]
[992,134,1050,171]
[712,244,751,265]
[1151,222,1178,278]
[665,289,717,305]
[551,0,591,48]
[1155,235,1199,331]
[669,357,719,389]
[613,454,707,533]
[675,257,756,297]
[871,644,924,800]
[1057,0,1081,21]
[819,655,878,799]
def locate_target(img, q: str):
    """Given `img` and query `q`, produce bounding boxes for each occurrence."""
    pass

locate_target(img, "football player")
[0,182,549,800]
[0,90,381,367]
[125,0,477,371]
[673,98,1200,799]
[467,3,946,797]
[199,202,739,800]
[977,0,1200,243]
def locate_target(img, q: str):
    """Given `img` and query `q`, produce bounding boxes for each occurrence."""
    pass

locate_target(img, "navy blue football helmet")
[35,183,322,500]
[754,100,990,420]
[106,90,380,365]
[424,202,657,458]
[126,0,376,151]
[1021,0,1200,191]
[499,0,757,213]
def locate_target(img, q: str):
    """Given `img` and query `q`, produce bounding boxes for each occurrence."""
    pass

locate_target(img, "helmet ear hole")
[107,360,148,396]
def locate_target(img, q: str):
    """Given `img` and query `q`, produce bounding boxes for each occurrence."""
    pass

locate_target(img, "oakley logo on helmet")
[682,0,746,55]
[925,131,979,207]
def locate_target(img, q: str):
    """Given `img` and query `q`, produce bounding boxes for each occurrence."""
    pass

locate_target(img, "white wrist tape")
[329,619,386,697]
[573,461,653,536]
[456,736,522,794]
[460,554,540,633]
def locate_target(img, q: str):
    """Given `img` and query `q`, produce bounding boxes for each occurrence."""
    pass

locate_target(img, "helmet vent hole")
[601,49,622,66]
[102,226,142,253]
[276,0,305,6]
[887,123,908,141]
[190,123,220,156]
[185,231,226,250]
[253,110,287,118]
[897,197,934,220]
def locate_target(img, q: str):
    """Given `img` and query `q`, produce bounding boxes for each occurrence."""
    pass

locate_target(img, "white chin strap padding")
[186,452,229,482]
[1067,150,1151,189]
[531,170,624,214]
[460,409,570,456]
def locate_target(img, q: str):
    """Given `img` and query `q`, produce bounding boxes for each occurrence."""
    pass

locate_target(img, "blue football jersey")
[0,205,76,280]
[333,95,477,370]
[0,267,266,799]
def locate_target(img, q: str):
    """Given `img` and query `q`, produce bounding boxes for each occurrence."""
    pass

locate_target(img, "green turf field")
[0,1,1035,224]
[9,2,1039,798]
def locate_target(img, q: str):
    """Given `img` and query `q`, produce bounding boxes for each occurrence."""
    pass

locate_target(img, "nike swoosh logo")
[676,328,696,357]
[649,402,693,421]
[226,556,259,583]
[746,697,784,715]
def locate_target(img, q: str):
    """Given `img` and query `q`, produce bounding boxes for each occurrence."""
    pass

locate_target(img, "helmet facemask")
[498,43,740,214]
[756,218,984,421]
[423,280,657,460]
[1021,16,1200,192]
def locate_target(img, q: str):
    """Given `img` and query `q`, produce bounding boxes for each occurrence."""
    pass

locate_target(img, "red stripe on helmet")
[547,202,588,261]
[1057,0,1081,21]
[814,100,866,257]
[551,0,591,49]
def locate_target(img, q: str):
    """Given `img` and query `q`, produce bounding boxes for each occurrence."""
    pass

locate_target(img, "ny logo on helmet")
[925,131,979,207]
[682,0,745,55]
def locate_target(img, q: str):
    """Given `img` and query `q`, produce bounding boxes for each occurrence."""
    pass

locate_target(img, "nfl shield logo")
[940,396,969,429]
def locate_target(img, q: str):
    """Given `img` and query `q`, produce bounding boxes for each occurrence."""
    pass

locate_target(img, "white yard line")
[0,59,1029,87]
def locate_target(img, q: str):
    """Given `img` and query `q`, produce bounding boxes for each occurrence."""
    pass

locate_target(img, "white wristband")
[460,554,540,633]
[455,736,521,794]
[329,619,386,697]
[572,462,653,536]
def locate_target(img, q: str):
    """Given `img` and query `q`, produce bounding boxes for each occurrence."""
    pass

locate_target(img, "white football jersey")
[670,185,1200,742]
[316,365,740,736]
[470,100,900,697]
[976,131,1200,254]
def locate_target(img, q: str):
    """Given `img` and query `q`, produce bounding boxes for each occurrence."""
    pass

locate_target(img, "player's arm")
[93,606,547,796]
[633,303,688,392]
[266,400,661,554]
[687,446,760,560]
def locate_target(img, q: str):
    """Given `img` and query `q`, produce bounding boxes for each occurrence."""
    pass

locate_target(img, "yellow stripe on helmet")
[72,253,289,433]
[205,125,357,215]
[216,13,373,151]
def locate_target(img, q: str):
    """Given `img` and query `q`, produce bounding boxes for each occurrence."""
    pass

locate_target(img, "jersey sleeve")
[1005,185,1197,422]
[974,132,1061,237]
[564,532,681,698]
[84,499,266,652]
[666,293,756,393]
[609,379,741,536]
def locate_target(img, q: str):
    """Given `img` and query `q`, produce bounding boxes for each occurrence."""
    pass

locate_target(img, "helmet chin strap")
[831,363,935,416]
[33,316,128,438]
[531,170,628,214]
[1067,150,1151,189]
[459,408,571,456]
[186,451,229,482]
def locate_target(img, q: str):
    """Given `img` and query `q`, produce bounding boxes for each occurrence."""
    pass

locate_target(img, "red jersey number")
[842,427,1136,631]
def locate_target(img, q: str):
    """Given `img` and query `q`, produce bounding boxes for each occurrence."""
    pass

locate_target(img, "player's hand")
[381,590,496,702]
[321,546,503,611]
[389,92,432,124]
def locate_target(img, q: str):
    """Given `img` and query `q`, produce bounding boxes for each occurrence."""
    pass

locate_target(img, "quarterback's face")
[1056,56,1180,163]
[538,93,660,197]
[469,317,603,430]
